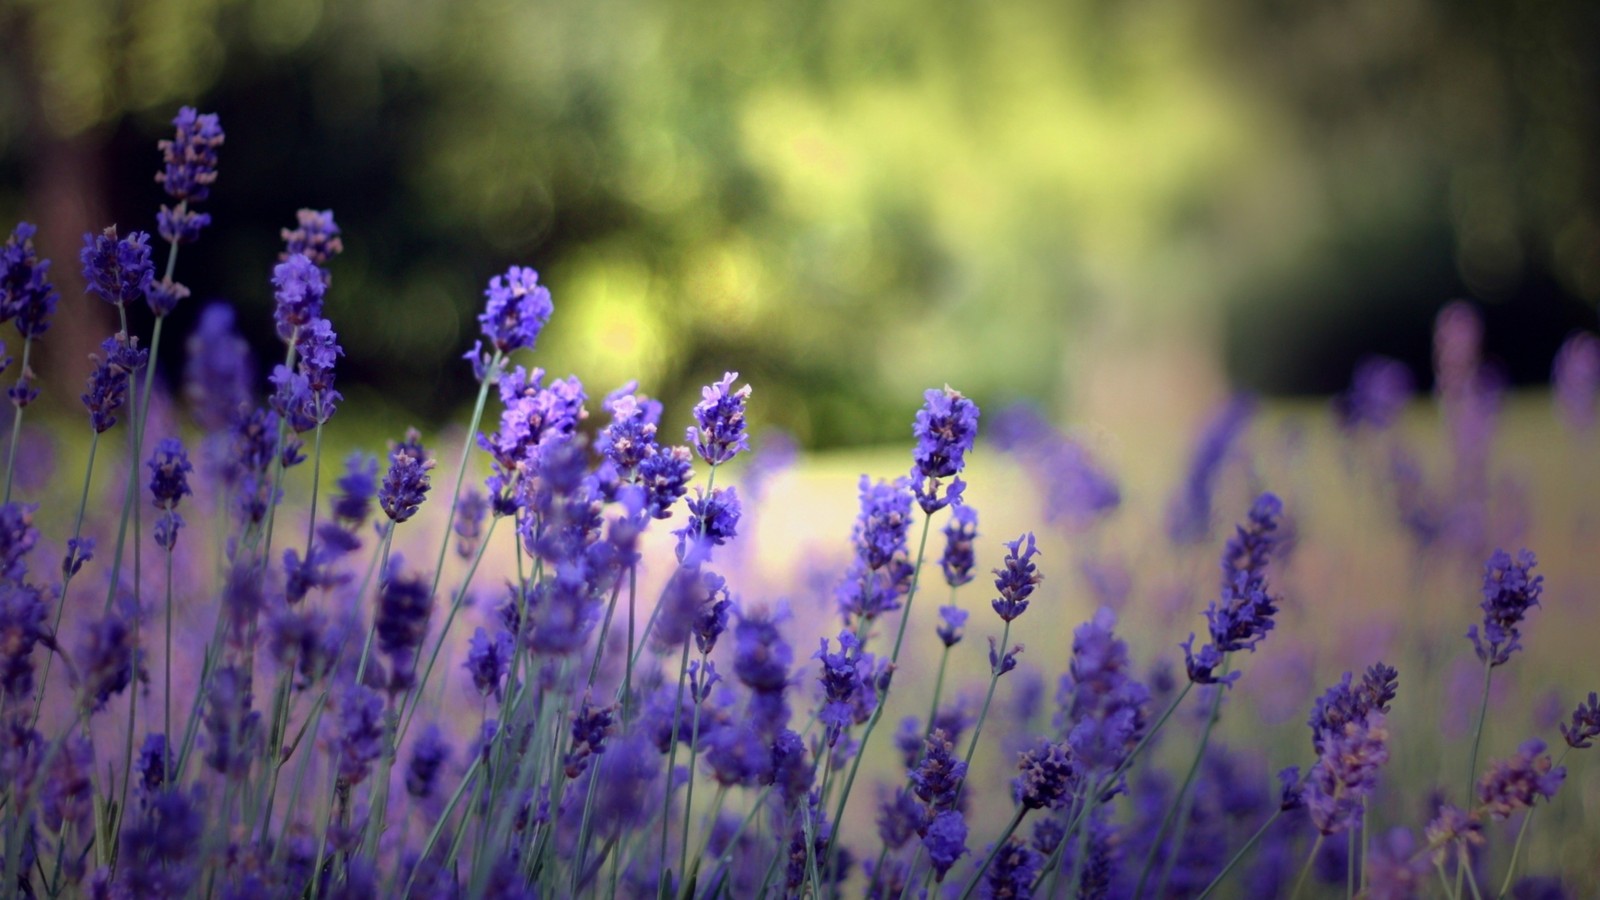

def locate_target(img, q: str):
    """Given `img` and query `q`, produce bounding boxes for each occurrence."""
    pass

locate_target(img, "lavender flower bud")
[688,371,751,466]
[271,253,326,343]
[1561,692,1600,749]
[80,226,154,308]
[478,265,554,356]
[910,385,980,513]
[379,429,435,523]
[1477,738,1565,820]
[1469,548,1542,667]
[936,604,968,647]
[82,333,147,433]
[183,303,253,432]
[990,532,1041,622]
[940,503,978,587]
[1,222,58,338]
[155,107,224,204]
[406,724,451,799]
[280,208,344,269]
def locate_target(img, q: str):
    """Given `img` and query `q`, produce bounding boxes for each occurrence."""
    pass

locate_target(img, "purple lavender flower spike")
[113,788,202,897]
[1477,738,1565,820]
[155,107,223,243]
[911,385,980,513]
[688,371,752,466]
[981,837,1042,900]
[271,253,327,342]
[991,532,1041,622]
[993,404,1121,531]
[1166,394,1255,544]
[406,724,451,799]
[1014,739,1078,810]
[1303,666,1396,835]
[280,208,344,269]
[924,809,969,881]
[936,604,968,647]
[675,485,742,563]
[330,682,386,789]
[376,555,433,693]
[1056,607,1151,774]
[1553,332,1600,434]
[144,276,188,317]
[0,582,47,700]
[82,333,148,433]
[815,630,878,745]
[147,437,193,549]
[75,608,143,713]
[183,303,253,432]
[1469,548,1542,667]
[638,445,693,519]
[478,265,554,356]
[454,487,489,560]
[1,222,59,339]
[910,729,967,812]
[465,627,513,701]
[940,503,978,587]
[1561,692,1600,749]
[332,451,379,530]
[80,226,154,309]
[564,700,616,778]
[1182,493,1286,685]
[1335,356,1413,434]
[380,428,435,523]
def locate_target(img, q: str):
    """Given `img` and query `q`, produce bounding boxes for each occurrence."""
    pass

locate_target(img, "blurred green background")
[2,0,1597,445]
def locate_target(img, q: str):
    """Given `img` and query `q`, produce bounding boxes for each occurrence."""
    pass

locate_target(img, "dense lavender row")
[0,107,1596,899]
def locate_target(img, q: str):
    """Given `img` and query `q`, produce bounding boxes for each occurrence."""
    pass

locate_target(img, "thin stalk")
[1466,659,1494,804]
[1461,845,1485,900]
[623,564,638,722]
[2,335,33,502]
[678,783,731,900]
[31,430,101,727]
[1348,826,1357,900]
[110,611,142,868]
[1290,835,1326,900]
[820,512,935,879]
[426,353,502,604]
[956,806,1028,900]
[957,618,1013,781]
[163,544,174,782]
[656,640,694,890]
[678,652,709,890]
[103,314,168,615]
[272,690,328,859]
[920,640,952,746]
[1137,665,1229,900]
[352,525,397,685]
[1195,808,1282,899]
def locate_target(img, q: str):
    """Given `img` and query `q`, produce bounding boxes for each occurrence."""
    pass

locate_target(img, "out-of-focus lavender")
[1,104,1596,900]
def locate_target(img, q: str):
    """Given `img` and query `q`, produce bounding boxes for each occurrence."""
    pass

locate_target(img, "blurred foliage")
[1,0,1597,445]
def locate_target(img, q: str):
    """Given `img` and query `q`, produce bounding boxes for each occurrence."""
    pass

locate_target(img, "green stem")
[958,618,1013,782]
[657,640,694,890]
[678,651,709,888]
[163,544,174,782]
[103,315,167,615]
[1137,663,1229,900]
[3,335,33,503]
[31,430,101,728]
[1290,835,1326,900]
[1196,808,1282,899]
[1466,659,1494,804]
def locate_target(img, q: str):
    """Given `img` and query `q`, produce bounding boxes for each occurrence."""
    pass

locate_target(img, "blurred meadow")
[3,0,1600,897]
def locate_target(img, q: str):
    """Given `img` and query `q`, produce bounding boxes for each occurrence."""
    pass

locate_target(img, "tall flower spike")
[82,334,148,434]
[1477,738,1565,820]
[148,437,194,549]
[1469,548,1542,667]
[477,264,554,357]
[183,303,253,432]
[991,532,1041,622]
[911,385,980,513]
[1,222,59,338]
[688,371,752,466]
[80,227,154,309]
[1183,493,1285,685]
[379,428,435,523]
[280,208,344,269]
[271,253,327,343]
[155,107,223,244]
[940,503,978,587]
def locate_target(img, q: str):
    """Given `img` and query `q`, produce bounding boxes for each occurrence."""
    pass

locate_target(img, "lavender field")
[1,108,1597,899]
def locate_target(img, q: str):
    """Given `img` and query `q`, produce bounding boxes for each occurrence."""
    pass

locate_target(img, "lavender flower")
[936,604,968,647]
[564,700,616,778]
[1423,803,1484,867]
[1014,739,1078,810]
[82,333,148,433]
[1561,692,1600,749]
[1477,739,1565,819]
[0,501,38,584]
[183,303,254,432]
[1,222,58,338]
[406,725,451,799]
[477,265,554,357]
[75,609,142,713]
[991,532,1041,622]
[114,787,203,897]
[478,367,587,477]
[147,437,194,549]
[1469,548,1543,667]
[465,627,513,700]
[380,429,435,523]
[676,485,741,562]
[271,253,326,342]
[910,730,967,813]
[815,631,877,745]
[156,107,224,202]
[280,208,344,269]
[80,226,154,308]
[687,371,751,466]
[1056,608,1151,773]
[1166,394,1255,544]
[145,275,188,316]
[940,503,979,587]
[924,809,969,881]
[376,556,433,693]
[1304,668,1394,835]
[1183,493,1286,685]
[638,445,693,519]
[0,583,46,700]
[330,683,386,788]
[992,404,1122,531]
[733,605,793,734]
[202,666,259,777]
[876,787,927,849]
[837,476,916,621]
[1553,332,1600,434]
[1335,356,1413,433]
[910,385,980,513]
[980,837,1042,900]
